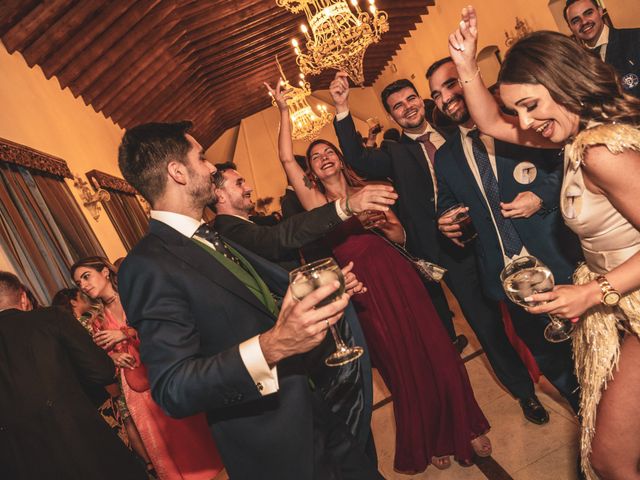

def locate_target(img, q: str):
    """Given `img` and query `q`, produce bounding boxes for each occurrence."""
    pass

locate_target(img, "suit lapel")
[400,134,433,186]
[149,220,275,319]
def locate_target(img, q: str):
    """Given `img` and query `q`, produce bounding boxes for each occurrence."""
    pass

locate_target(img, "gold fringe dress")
[562,123,640,479]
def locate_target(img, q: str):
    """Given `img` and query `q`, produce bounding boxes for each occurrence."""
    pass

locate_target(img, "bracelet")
[344,195,355,216]
[457,67,481,87]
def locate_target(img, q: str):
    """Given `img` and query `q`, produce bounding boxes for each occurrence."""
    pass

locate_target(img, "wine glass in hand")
[290,258,364,366]
[501,256,574,343]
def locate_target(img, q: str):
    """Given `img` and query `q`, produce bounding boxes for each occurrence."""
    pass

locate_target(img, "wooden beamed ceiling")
[0,0,434,148]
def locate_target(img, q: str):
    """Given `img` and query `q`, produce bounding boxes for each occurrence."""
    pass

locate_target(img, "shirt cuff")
[335,110,350,122]
[334,199,351,220]
[239,335,279,395]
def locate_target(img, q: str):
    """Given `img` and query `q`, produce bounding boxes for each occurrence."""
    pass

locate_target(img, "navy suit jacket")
[334,113,462,264]
[435,132,581,300]
[118,219,372,479]
[606,27,640,98]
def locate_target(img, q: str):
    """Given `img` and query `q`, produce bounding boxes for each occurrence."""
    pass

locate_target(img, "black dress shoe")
[453,334,469,354]
[519,395,550,425]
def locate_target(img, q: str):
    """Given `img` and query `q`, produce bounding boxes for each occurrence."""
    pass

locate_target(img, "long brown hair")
[305,139,365,195]
[499,31,640,129]
[70,256,119,294]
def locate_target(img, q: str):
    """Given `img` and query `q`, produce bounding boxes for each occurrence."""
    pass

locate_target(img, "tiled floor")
[370,289,580,480]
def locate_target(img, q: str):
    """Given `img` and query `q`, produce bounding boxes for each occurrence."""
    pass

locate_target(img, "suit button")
[46,400,54,407]
[429,197,435,202]
[256,382,264,392]
[0,426,6,431]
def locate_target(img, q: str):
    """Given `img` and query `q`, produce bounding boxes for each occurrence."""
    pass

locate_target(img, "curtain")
[101,190,148,252]
[0,162,106,305]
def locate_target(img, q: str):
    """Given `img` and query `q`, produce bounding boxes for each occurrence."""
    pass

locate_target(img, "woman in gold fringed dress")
[446,6,640,480]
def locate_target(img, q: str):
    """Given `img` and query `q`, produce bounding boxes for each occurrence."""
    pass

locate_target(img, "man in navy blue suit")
[331,71,554,425]
[428,57,581,417]
[116,121,388,479]
[564,0,640,97]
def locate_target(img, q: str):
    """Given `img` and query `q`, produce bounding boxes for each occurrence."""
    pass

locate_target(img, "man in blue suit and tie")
[429,57,581,417]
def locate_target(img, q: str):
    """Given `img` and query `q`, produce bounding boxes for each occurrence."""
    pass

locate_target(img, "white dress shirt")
[457,127,528,265]
[150,210,279,396]
[588,24,609,61]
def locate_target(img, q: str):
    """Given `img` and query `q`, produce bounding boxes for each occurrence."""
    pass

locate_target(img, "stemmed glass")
[500,256,574,343]
[289,258,364,366]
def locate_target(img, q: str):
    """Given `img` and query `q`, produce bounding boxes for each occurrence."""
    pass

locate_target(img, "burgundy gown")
[328,217,489,472]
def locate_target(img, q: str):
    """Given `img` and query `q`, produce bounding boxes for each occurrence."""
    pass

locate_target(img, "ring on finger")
[325,319,330,329]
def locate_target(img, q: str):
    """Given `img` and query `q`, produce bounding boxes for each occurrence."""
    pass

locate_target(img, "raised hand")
[448,5,479,71]
[346,184,398,214]
[329,71,350,113]
[264,79,293,112]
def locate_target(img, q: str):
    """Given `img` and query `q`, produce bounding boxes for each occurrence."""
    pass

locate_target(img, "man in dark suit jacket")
[117,121,387,480]
[213,161,340,271]
[429,57,581,416]
[212,161,380,453]
[565,0,640,97]
[329,73,561,423]
[0,272,146,480]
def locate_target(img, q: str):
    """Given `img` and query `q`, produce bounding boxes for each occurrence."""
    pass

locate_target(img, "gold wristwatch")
[595,275,621,307]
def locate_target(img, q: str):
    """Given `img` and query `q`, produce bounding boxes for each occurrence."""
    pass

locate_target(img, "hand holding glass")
[289,258,364,366]
[500,256,574,343]
[440,203,478,244]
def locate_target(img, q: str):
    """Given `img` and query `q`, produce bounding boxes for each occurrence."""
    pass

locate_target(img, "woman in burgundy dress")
[266,81,491,473]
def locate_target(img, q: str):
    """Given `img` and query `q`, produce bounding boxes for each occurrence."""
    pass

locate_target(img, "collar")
[404,122,438,141]
[588,24,609,49]
[150,210,203,238]
[224,213,254,224]
[459,124,481,137]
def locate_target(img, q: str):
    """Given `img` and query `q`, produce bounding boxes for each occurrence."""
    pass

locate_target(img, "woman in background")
[71,257,223,480]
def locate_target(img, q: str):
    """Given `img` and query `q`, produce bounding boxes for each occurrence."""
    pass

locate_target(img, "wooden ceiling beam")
[37,0,138,80]
[0,0,40,38]
[55,0,163,88]
[21,1,108,67]
[2,0,74,54]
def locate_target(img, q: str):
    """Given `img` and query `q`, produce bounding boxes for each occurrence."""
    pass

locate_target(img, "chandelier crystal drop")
[276,0,389,86]
[270,56,333,142]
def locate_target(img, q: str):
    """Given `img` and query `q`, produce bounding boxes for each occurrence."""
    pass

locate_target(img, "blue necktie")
[194,224,245,268]
[468,130,523,258]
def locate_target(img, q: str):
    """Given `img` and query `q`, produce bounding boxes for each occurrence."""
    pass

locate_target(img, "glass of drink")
[440,203,478,244]
[500,256,574,343]
[366,117,382,135]
[289,258,364,366]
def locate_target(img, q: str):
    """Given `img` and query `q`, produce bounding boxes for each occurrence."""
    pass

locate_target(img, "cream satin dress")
[561,122,640,480]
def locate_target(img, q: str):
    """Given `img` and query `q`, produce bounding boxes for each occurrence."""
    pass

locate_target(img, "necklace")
[103,293,118,305]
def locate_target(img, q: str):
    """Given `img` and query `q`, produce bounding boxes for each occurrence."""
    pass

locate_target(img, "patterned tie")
[416,132,438,167]
[193,224,244,268]
[468,129,524,258]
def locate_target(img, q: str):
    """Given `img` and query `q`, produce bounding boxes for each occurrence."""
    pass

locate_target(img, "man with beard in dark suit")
[0,271,146,480]
[564,0,640,97]
[117,121,389,480]
[213,161,391,271]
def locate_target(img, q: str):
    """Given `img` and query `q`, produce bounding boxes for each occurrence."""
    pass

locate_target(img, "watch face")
[603,291,621,306]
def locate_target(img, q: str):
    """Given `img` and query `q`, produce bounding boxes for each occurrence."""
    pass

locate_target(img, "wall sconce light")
[72,174,110,221]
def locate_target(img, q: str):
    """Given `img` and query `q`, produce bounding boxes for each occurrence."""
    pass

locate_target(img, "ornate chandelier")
[276,0,389,86]
[270,57,333,142]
